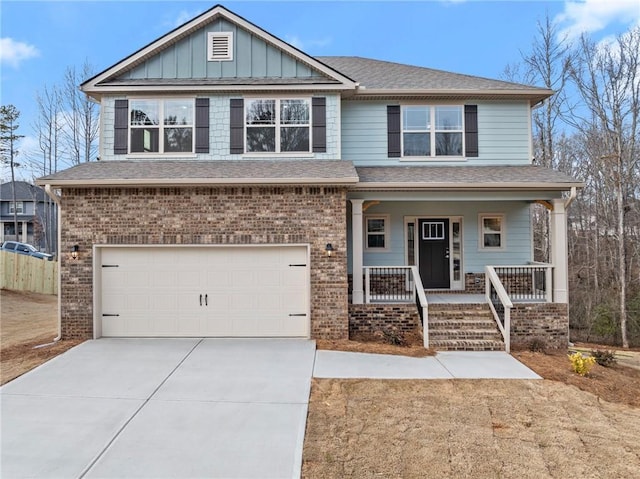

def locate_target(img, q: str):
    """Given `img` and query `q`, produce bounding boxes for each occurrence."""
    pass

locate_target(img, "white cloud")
[0,38,39,68]
[556,0,640,39]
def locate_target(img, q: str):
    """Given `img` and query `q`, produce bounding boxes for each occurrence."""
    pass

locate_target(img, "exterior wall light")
[71,245,79,260]
[325,243,334,257]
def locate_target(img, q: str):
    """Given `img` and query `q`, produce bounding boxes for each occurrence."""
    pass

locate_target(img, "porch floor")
[426,294,485,304]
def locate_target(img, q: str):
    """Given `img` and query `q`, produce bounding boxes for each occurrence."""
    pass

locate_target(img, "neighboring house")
[37,5,582,349]
[0,181,57,253]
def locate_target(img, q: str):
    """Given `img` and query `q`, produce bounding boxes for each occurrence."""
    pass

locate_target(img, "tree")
[60,60,99,165]
[567,27,640,348]
[503,14,574,262]
[0,105,25,241]
[32,85,63,252]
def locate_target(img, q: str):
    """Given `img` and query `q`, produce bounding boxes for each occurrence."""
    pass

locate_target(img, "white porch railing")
[492,263,553,302]
[485,265,513,353]
[363,266,430,348]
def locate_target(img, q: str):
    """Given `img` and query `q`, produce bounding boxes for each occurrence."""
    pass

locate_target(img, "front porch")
[350,264,567,352]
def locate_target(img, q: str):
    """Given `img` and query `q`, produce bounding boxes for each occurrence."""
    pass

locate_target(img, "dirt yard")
[305,338,640,478]
[0,289,82,385]
[3,290,639,478]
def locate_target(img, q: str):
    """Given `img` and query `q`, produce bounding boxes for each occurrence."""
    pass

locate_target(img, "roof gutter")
[37,177,360,188]
[44,185,62,343]
[352,181,584,191]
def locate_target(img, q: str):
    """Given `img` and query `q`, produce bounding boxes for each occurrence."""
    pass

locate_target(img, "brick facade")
[59,185,349,340]
[509,303,569,350]
[348,304,422,337]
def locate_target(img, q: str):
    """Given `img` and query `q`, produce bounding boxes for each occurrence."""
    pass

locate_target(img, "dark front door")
[418,218,450,289]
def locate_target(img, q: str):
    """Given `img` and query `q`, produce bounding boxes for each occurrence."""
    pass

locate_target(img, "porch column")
[21,222,28,242]
[351,199,364,304]
[550,199,568,303]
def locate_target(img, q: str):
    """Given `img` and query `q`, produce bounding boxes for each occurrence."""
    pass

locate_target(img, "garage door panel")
[101,246,309,337]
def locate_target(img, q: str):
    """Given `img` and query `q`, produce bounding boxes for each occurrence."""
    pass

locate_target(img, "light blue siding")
[100,94,341,161]
[347,200,532,275]
[119,19,326,81]
[341,100,532,166]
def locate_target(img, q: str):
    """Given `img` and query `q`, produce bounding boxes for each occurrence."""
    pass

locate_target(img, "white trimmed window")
[245,99,310,153]
[402,105,463,157]
[9,202,24,214]
[129,99,194,154]
[365,215,389,250]
[479,214,505,249]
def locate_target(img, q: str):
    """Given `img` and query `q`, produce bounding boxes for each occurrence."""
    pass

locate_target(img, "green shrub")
[591,349,617,367]
[381,327,407,346]
[568,351,596,376]
[528,338,547,353]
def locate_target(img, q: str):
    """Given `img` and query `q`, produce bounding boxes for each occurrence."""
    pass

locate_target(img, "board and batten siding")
[100,94,341,161]
[341,100,532,166]
[120,18,324,80]
[348,200,532,274]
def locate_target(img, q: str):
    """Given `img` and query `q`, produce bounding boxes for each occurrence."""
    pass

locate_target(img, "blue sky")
[1,0,639,180]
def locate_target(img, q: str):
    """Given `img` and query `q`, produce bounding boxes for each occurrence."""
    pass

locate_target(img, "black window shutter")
[195,98,210,154]
[387,105,401,157]
[114,99,129,155]
[464,105,479,157]
[230,99,244,154]
[312,97,326,153]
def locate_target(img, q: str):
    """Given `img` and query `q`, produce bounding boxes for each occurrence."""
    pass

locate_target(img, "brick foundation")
[59,185,349,340]
[510,302,569,350]
[348,303,421,337]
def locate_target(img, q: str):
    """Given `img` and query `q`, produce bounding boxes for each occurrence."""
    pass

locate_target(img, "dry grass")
[304,341,640,478]
[302,378,640,478]
[0,289,81,385]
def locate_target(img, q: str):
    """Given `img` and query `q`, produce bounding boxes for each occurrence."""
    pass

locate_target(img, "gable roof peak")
[82,4,356,98]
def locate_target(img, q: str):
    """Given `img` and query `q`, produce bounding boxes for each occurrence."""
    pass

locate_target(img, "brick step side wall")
[348,304,422,337]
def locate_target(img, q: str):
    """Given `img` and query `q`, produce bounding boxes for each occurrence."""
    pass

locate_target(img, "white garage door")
[99,246,309,337]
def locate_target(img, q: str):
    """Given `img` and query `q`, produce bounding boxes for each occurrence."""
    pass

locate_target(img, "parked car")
[1,241,54,260]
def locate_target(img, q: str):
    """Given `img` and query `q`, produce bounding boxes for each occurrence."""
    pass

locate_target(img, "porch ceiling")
[353,165,583,192]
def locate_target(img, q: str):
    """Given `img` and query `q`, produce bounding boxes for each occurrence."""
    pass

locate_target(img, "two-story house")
[1,180,57,252]
[37,5,581,350]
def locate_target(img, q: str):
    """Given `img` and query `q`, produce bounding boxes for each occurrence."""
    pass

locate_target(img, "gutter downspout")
[44,184,62,342]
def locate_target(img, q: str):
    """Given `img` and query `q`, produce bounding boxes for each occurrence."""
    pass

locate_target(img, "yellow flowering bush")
[568,351,596,376]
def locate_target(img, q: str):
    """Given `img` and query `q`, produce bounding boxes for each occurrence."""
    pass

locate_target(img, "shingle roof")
[36,161,581,191]
[354,165,582,190]
[36,160,359,186]
[0,181,46,201]
[318,56,552,100]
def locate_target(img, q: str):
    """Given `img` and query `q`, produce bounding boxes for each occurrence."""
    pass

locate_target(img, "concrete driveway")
[1,338,316,479]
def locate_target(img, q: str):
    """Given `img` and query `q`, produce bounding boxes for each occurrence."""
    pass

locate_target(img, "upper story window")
[402,105,463,157]
[129,99,194,154]
[245,99,310,153]
[9,202,24,214]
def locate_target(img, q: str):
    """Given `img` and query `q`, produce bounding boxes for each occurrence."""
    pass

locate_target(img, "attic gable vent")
[207,32,233,61]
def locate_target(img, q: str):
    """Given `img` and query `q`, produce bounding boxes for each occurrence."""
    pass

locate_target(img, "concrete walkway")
[314,350,541,379]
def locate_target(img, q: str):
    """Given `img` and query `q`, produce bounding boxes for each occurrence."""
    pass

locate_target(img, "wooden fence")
[0,251,58,295]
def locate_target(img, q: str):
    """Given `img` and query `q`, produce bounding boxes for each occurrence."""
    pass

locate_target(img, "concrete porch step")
[429,329,503,341]
[429,339,505,351]
[429,318,497,329]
